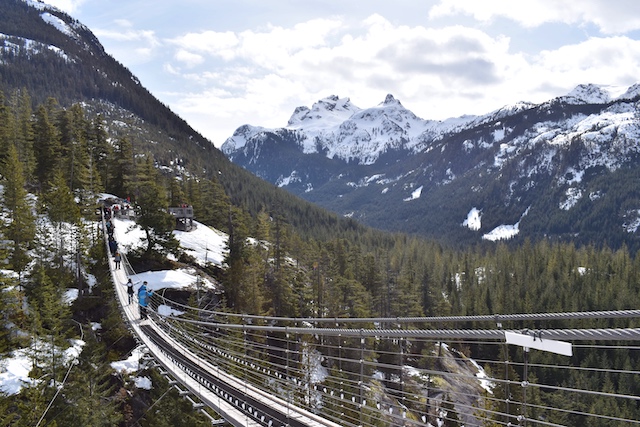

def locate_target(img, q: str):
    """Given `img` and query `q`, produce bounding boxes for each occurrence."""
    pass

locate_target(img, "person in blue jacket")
[137,281,153,319]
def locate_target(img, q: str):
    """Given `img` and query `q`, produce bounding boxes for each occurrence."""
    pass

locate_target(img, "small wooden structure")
[168,205,195,231]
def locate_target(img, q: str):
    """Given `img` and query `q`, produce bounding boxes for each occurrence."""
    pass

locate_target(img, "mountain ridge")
[222,84,640,250]
[0,0,369,242]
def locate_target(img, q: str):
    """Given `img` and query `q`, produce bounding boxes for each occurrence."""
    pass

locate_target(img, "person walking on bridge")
[125,278,138,304]
[138,281,153,319]
[108,236,118,255]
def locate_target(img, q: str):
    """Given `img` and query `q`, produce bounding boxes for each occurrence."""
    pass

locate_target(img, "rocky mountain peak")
[556,83,626,105]
[287,95,357,127]
[382,93,401,106]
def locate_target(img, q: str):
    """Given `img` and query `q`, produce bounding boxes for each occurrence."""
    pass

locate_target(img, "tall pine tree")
[136,155,177,256]
[2,144,35,281]
[10,89,35,185]
[33,103,61,191]
[0,90,13,165]
[87,114,111,192]
[110,136,135,198]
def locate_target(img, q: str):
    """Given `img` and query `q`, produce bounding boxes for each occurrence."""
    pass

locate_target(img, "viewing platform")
[169,205,195,231]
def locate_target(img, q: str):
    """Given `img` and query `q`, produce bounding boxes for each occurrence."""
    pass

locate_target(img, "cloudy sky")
[42,0,640,146]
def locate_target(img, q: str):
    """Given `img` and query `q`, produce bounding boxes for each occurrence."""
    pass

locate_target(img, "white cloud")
[169,30,239,60]
[94,27,159,45]
[92,23,161,65]
[429,0,640,34]
[174,49,204,68]
[113,18,133,28]
[70,4,640,146]
[531,36,640,90]
[163,63,180,75]
[169,17,342,64]
[154,12,640,145]
[169,15,514,101]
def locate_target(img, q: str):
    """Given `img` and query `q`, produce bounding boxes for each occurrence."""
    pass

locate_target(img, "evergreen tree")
[136,155,178,256]
[189,176,230,229]
[0,275,24,353]
[360,254,384,316]
[41,170,81,273]
[185,177,202,218]
[58,104,91,193]
[268,214,298,316]
[10,89,35,185]
[255,207,271,243]
[26,265,71,342]
[0,392,19,426]
[44,169,81,225]
[110,136,135,198]
[394,260,425,318]
[168,177,185,206]
[2,144,35,281]
[0,90,13,165]
[33,103,61,190]
[223,205,250,309]
[13,379,55,427]
[137,370,211,427]
[440,394,463,427]
[87,115,110,192]
[236,245,268,314]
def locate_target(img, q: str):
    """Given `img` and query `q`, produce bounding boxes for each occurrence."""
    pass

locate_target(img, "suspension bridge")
[103,218,640,426]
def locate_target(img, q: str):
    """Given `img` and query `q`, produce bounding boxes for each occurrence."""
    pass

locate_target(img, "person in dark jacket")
[137,281,153,319]
[125,278,136,304]
[108,237,118,256]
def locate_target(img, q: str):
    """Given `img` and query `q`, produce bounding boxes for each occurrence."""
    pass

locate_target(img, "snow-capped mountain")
[222,84,640,250]
[224,94,474,165]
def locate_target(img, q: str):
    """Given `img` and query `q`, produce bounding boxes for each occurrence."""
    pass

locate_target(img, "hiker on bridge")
[138,281,153,319]
[108,236,118,256]
[105,219,114,237]
[125,278,138,304]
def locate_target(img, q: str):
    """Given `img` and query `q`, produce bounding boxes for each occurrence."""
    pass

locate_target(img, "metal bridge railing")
[148,292,640,427]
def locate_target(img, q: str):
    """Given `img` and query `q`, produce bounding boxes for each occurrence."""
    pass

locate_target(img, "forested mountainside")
[0,0,366,242]
[222,88,640,252]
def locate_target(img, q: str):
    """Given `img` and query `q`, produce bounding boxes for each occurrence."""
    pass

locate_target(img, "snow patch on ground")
[623,209,640,233]
[0,339,84,395]
[134,376,152,390]
[482,207,530,241]
[403,185,423,201]
[110,345,148,374]
[129,268,216,292]
[482,223,520,241]
[559,187,583,210]
[463,208,481,230]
